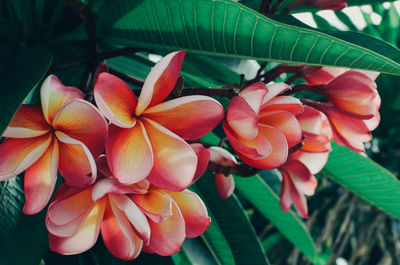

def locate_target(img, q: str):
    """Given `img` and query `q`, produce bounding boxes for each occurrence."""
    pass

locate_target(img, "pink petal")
[208,146,238,166]
[130,189,173,223]
[94,73,137,128]
[23,139,59,215]
[223,121,272,160]
[95,155,114,179]
[47,186,94,227]
[305,67,347,85]
[136,51,185,115]
[261,96,304,116]
[281,160,317,196]
[280,170,309,218]
[0,134,52,181]
[55,131,97,187]
[101,199,143,260]
[190,144,210,181]
[147,201,186,256]
[291,150,330,175]
[92,178,150,202]
[3,105,50,138]
[279,170,293,212]
[106,122,153,184]
[143,95,224,140]
[261,83,291,105]
[226,96,259,140]
[49,198,106,255]
[53,99,108,157]
[239,82,268,114]
[166,190,211,237]
[259,111,302,148]
[238,125,288,169]
[364,112,380,131]
[40,75,84,124]
[46,207,93,238]
[143,119,197,191]
[215,173,235,200]
[109,194,150,244]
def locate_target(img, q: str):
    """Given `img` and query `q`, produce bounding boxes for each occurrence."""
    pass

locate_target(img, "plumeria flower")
[279,106,332,218]
[94,51,224,190]
[304,70,381,118]
[223,82,303,169]
[47,156,210,260]
[0,75,107,214]
[289,0,348,10]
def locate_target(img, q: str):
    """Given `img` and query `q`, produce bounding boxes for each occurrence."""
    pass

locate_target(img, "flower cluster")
[0,51,223,260]
[0,49,382,259]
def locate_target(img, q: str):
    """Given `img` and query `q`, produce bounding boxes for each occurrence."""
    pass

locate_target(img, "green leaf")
[323,142,400,221]
[0,176,48,265]
[0,48,52,135]
[98,0,400,75]
[195,172,270,265]
[235,173,316,261]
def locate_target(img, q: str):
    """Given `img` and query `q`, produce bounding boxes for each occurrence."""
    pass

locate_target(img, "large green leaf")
[98,0,400,75]
[235,173,316,261]
[0,48,52,135]
[0,176,48,265]
[323,142,400,220]
[195,172,270,265]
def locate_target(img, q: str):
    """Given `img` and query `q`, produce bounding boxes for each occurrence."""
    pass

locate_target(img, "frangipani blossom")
[305,70,381,118]
[94,51,224,190]
[0,75,107,214]
[47,156,210,260]
[279,107,331,218]
[224,82,303,169]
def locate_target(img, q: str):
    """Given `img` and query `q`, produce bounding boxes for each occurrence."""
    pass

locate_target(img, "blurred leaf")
[0,48,52,136]
[195,172,270,265]
[261,233,284,252]
[312,14,335,31]
[97,0,400,75]
[323,142,400,221]
[0,176,48,265]
[235,173,316,261]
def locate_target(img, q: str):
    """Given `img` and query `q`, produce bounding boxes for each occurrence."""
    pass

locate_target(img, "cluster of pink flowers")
[0,49,381,259]
[0,51,222,260]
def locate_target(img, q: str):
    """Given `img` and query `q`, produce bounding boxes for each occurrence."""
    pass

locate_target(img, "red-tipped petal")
[3,105,50,138]
[190,144,210,181]
[92,178,150,202]
[106,122,153,185]
[215,173,235,200]
[261,96,303,116]
[261,83,291,105]
[136,51,185,115]
[280,170,293,213]
[101,199,143,260]
[55,131,97,187]
[147,202,186,256]
[223,121,272,160]
[280,169,309,218]
[259,111,302,148]
[143,119,197,191]
[226,96,259,140]
[109,194,150,244]
[239,82,268,114]
[40,75,84,124]
[238,125,288,169]
[143,95,224,140]
[53,99,107,157]
[0,134,52,181]
[94,73,137,128]
[291,150,330,175]
[305,67,346,85]
[131,189,173,223]
[166,190,210,237]
[282,160,317,196]
[23,139,59,215]
[208,146,238,166]
[49,198,106,255]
